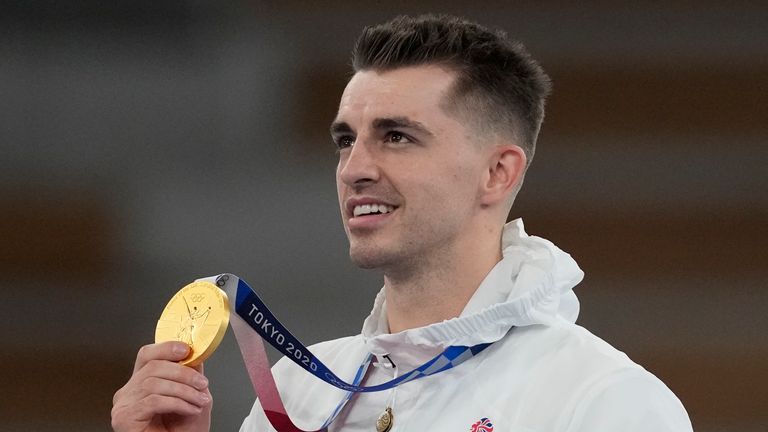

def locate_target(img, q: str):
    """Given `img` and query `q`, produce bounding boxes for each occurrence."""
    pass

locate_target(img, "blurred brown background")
[1,1,766,431]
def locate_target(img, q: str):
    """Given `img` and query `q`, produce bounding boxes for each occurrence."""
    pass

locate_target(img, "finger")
[136,359,210,392]
[111,391,204,431]
[113,362,210,427]
[189,362,207,387]
[140,376,211,408]
[127,393,204,422]
[134,342,190,373]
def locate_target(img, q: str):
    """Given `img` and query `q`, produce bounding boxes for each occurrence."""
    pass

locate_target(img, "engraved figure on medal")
[155,280,230,367]
[177,295,212,345]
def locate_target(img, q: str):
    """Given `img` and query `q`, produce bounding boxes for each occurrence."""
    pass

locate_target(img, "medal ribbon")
[216,274,492,431]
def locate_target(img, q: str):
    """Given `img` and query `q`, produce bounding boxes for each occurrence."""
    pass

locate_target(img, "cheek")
[335,170,347,220]
[410,163,478,210]
[335,166,343,197]
[443,157,480,192]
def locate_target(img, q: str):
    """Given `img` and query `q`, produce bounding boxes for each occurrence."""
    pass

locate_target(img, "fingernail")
[173,344,188,356]
[200,393,210,403]
[194,376,209,389]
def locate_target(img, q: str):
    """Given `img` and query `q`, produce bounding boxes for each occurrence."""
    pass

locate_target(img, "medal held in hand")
[155,280,230,366]
[149,274,491,432]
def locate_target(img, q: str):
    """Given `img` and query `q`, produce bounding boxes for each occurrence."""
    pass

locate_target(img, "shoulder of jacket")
[561,367,692,431]
[524,323,691,431]
[491,321,637,368]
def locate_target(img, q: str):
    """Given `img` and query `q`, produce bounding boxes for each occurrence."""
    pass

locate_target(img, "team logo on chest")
[470,417,494,432]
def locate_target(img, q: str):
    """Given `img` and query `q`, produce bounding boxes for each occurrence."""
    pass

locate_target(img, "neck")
[383,227,503,334]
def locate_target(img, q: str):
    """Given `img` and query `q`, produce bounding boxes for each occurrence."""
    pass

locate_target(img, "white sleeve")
[566,368,693,432]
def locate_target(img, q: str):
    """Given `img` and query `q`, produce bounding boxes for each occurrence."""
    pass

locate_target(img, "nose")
[338,139,379,188]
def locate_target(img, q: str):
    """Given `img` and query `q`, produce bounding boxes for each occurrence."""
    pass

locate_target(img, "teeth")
[353,203,395,217]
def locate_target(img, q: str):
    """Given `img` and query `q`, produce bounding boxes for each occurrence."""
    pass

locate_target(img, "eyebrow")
[330,116,434,137]
[372,117,434,136]
[329,121,353,136]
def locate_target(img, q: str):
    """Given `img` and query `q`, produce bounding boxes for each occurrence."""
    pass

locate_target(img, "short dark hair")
[352,14,551,165]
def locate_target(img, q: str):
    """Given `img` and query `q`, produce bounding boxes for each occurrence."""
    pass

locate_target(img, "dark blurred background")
[1,1,766,431]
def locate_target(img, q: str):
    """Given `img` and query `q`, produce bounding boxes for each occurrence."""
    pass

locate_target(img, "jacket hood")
[362,218,584,355]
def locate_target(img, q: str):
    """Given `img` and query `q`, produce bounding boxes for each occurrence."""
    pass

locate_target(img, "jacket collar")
[361,219,584,360]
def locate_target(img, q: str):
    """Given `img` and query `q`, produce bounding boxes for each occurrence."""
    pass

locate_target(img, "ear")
[479,144,527,207]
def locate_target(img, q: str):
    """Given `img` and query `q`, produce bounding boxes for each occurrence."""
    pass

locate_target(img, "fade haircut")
[351,14,551,166]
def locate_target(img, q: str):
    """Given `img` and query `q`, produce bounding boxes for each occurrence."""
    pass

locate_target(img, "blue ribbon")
[234,278,491,393]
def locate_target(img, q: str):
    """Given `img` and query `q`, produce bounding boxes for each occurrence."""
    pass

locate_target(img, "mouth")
[345,199,399,230]
[352,203,396,218]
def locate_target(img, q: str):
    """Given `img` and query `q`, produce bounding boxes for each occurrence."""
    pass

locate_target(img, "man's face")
[332,65,488,271]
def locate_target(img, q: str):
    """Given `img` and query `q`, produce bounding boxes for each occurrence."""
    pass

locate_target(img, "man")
[112,15,693,432]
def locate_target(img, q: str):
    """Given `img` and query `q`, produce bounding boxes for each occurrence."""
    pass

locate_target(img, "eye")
[334,135,355,151]
[385,131,412,144]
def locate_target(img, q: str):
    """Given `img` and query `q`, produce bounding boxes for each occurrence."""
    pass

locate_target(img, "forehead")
[336,65,457,127]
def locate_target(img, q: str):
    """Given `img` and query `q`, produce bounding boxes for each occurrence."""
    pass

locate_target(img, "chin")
[348,245,393,270]
[349,251,383,269]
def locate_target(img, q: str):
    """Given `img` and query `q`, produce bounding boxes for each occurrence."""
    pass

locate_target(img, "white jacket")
[240,220,693,431]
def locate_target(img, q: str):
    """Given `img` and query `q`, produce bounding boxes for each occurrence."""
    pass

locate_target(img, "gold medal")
[376,407,393,432]
[155,280,230,367]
